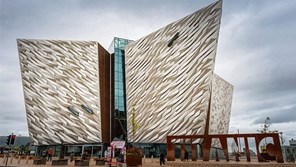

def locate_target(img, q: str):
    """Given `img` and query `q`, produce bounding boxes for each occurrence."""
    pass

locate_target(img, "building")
[125,0,232,144]
[289,139,296,146]
[17,0,233,157]
[17,40,111,156]
[282,140,296,162]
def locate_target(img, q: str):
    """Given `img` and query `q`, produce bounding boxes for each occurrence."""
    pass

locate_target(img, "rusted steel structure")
[167,133,284,163]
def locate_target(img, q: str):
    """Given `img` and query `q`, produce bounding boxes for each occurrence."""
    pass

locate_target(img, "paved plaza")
[1,157,295,167]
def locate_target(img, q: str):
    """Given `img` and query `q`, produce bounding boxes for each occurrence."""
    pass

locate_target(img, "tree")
[257,117,271,133]
[257,117,279,147]
[126,104,143,166]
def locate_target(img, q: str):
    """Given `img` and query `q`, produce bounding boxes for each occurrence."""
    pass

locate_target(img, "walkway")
[1,157,295,167]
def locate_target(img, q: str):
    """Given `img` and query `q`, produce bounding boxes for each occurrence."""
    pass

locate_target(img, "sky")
[0,0,295,145]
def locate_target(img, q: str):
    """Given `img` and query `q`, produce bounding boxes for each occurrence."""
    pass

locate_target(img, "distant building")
[289,139,296,146]
[280,139,296,162]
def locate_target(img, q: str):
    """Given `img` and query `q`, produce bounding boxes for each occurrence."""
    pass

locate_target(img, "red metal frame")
[166,133,283,163]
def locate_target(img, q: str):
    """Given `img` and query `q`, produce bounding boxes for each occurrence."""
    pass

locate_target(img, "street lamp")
[279,132,285,145]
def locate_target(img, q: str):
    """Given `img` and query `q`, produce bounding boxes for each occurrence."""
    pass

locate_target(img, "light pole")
[237,129,242,153]
[279,132,285,145]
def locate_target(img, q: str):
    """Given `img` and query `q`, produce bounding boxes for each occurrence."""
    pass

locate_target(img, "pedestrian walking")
[184,150,189,161]
[159,151,165,166]
[47,148,53,161]
[42,149,47,159]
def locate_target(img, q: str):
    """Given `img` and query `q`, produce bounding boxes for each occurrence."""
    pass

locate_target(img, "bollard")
[18,156,21,164]
[151,155,153,162]
[143,155,145,163]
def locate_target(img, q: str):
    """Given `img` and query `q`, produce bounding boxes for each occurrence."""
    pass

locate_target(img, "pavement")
[1,157,296,167]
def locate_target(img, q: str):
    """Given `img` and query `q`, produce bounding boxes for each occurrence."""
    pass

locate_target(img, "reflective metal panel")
[209,73,234,147]
[125,1,223,143]
[17,39,102,145]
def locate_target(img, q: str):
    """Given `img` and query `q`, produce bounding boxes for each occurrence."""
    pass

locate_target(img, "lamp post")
[237,129,242,153]
[279,132,285,145]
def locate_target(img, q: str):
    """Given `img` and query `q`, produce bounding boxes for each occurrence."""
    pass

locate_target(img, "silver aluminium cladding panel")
[209,74,233,135]
[125,1,222,143]
[209,74,233,147]
[18,39,102,145]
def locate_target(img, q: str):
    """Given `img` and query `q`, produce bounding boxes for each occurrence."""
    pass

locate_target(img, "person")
[104,149,107,159]
[81,151,89,160]
[81,151,86,160]
[235,151,240,162]
[47,148,53,161]
[117,153,124,163]
[184,150,189,161]
[70,152,74,162]
[159,151,165,166]
[85,151,89,159]
[98,150,102,158]
[42,149,47,159]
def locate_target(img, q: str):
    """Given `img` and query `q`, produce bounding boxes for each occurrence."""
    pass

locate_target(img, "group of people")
[41,148,53,161]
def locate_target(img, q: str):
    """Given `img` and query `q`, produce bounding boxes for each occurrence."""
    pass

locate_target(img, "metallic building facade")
[209,74,233,136]
[209,73,233,147]
[17,39,110,145]
[18,0,233,146]
[125,0,228,143]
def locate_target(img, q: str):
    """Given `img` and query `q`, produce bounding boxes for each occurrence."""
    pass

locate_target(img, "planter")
[52,159,68,165]
[33,158,46,165]
[74,159,89,166]
[20,155,27,159]
[95,159,105,165]
[126,148,143,166]
[28,156,35,160]
[126,155,142,166]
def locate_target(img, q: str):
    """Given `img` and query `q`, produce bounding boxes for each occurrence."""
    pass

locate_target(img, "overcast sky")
[0,0,295,144]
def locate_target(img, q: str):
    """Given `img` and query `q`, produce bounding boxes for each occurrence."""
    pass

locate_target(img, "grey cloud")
[1,0,296,139]
[0,114,26,124]
[76,0,215,14]
[253,105,296,124]
[0,66,21,83]
[216,0,296,135]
